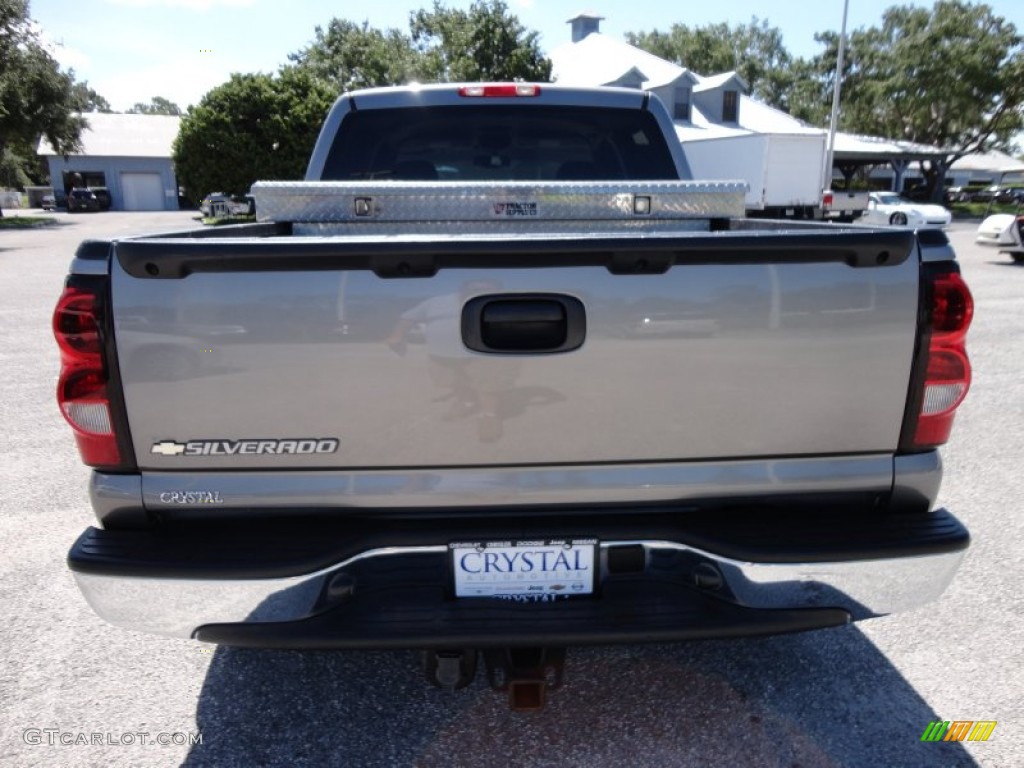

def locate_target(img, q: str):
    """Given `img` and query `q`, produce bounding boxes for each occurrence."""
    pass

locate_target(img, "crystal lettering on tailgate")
[151,438,339,457]
[492,202,538,217]
[158,491,224,505]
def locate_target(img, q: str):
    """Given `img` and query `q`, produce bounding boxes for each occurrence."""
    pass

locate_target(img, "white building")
[550,14,828,214]
[37,113,182,211]
[947,150,1024,187]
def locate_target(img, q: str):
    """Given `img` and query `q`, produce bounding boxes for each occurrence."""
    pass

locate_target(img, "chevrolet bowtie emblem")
[151,441,186,456]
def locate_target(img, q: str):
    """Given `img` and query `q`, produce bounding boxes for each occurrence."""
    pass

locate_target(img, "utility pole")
[823,0,850,192]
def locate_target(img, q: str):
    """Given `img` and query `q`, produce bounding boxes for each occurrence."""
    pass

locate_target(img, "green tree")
[128,96,183,116]
[72,81,112,113]
[780,57,826,126]
[172,69,336,205]
[409,0,551,82]
[1,0,84,212]
[0,144,33,188]
[4,78,112,188]
[290,2,551,88]
[798,1,1024,198]
[288,19,417,91]
[0,133,51,187]
[627,18,794,109]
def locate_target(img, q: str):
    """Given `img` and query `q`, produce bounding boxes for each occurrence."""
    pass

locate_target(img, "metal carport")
[829,132,949,192]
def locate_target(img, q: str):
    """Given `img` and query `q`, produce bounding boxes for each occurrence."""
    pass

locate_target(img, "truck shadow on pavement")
[183,626,977,767]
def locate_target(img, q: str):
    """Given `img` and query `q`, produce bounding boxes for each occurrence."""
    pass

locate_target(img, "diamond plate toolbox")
[251,180,747,224]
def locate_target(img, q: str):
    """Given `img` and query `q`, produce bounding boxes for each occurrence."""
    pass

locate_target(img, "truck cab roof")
[307,83,693,182]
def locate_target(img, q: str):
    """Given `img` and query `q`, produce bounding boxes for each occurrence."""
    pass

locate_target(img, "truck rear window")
[320,105,678,182]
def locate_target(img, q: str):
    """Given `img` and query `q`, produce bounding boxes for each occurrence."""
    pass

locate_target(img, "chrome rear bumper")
[70,510,968,642]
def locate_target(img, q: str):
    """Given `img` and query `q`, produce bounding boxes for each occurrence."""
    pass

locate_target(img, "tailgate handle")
[463,294,585,354]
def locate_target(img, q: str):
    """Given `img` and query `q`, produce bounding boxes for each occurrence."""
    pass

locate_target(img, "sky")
[29,0,1024,113]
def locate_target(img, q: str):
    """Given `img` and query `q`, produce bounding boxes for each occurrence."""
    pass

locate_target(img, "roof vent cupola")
[568,13,604,42]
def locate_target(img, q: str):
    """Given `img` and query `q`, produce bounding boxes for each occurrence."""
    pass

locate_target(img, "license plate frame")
[450,539,598,599]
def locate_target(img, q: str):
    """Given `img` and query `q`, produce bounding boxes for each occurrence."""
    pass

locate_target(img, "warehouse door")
[120,172,164,210]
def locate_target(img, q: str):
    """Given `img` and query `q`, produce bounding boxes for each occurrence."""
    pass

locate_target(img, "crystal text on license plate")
[450,539,597,599]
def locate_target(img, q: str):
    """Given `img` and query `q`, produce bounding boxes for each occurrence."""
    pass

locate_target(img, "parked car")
[862,192,952,228]
[40,194,57,211]
[91,187,112,211]
[994,186,1024,205]
[200,192,253,217]
[67,188,101,213]
[970,184,1001,203]
[944,186,972,203]
[199,192,227,216]
[976,213,1024,263]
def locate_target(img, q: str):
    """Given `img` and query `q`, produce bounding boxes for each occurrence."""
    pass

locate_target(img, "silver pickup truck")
[56,84,973,707]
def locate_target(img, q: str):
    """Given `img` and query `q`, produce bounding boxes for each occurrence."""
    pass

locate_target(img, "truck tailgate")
[111,229,919,471]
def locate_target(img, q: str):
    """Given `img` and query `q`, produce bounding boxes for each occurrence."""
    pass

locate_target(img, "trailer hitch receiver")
[484,647,567,712]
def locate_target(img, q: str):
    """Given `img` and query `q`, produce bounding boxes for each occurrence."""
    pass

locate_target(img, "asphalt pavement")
[0,210,1020,767]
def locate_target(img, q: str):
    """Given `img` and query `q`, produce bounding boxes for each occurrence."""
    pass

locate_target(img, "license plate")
[450,539,597,598]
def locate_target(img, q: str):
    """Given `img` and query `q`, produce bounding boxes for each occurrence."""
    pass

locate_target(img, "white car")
[976,213,1024,263]
[862,192,952,228]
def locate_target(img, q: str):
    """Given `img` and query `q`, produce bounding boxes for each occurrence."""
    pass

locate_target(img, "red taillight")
[54,283,121,467]
[931,272,974,335]
[822,192,833,207]
[458,84,541,98]
[54,288,102,355]
[910,269,973,449]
